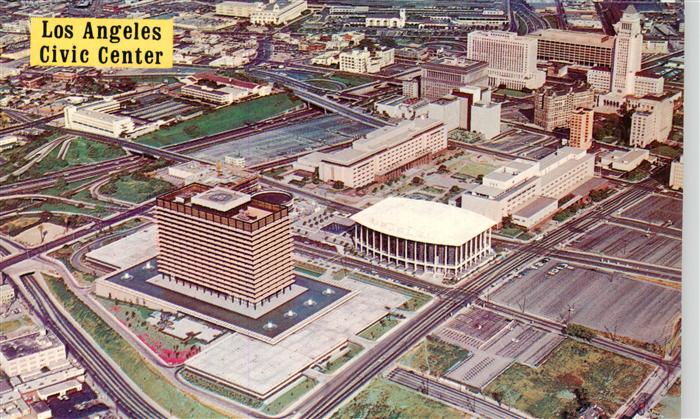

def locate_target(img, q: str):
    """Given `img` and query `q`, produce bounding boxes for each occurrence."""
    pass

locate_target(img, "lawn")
[99,172,174,203]
[32,137,125,176]
[43,275,228,418]
[294,261,326,278]
[321,342,364,374]
[457,162,496,178]
[650,144,682,159]
[0,132,61,180]
[485,339,654,418]
[40,177,98,197]
[496,88,530,98]
[357,314,401,341]
[136,93,301,148]
[399,336,471,377]
[35,200,114,218]
[326,73,373,87]
[262,377,318,415]
[332,378,467,419]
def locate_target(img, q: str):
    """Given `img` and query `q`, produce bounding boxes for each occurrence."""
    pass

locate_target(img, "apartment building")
[466,31,545,90]
[155,185,294,306]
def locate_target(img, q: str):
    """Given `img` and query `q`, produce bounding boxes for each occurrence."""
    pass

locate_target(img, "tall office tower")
[611,5,643,96]
[466,31,545,90]
[568,108,594,150]
[420,57,489,100]
[526,29,614,67]
[155,184,294,307]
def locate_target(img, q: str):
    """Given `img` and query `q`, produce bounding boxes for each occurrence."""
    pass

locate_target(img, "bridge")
[251,69,392,129]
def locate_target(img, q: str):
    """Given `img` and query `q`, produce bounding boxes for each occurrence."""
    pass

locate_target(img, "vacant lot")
[574,223,681,268]
[332,378,467,419]
[491,260,681,345]
[486,339,653,418]
[621,194,682,229]
[399,336,471,377]
[137,94,300,148]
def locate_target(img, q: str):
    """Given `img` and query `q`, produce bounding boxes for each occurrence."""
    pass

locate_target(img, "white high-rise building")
[466,31,545,90]
[610,5,643,96]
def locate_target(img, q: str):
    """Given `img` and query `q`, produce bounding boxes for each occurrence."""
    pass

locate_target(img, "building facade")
[154,184,294,306]
[533,82,595,131]
[669,155,683,190]
[610,5,643,96]
[461,147,595,226]
[568,108,594,150]
[64,100,135,138]
[526,29,614,67]
[250,0,307,25]
[0,332,66,377]
[466,31,545,90]
[420,57,489,100]
[351,197,495,277]
[339,47,394,74]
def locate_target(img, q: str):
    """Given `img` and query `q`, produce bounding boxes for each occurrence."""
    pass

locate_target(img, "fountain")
[322,287,335,295]
[121,273,132,280]
[263,321,278,330]
[303,298,316,307]
[143,261,154,270]
[283,310,297,318]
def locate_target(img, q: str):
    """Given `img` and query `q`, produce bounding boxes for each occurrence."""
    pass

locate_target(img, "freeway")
[387,369,525,419]
[296,183,655,418]
[0,203,153,271]
[17,274,167,418]
[0,156,143,195]
[259,177,360,214]
[59,128,199,163]
[0,113,64,136]
[251,69,391,128]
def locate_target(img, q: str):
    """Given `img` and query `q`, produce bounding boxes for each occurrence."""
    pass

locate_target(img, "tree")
[332,180,344,189]
[618,102,635,144]
[54,176,67,192]
[411,176,423,185]
[378,36,398,48]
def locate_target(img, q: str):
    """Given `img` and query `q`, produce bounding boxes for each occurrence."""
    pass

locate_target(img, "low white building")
[600,148,651,171]
[365,9,406,28]
[339,47,394,74]
[64,100,135,138]
[461,147,595,227]
[295,118,446,188]
[0,331,66,377]
[0,135,20,151]
[0,283,15,304]
[251,0,307,25]
[375,96,429,120]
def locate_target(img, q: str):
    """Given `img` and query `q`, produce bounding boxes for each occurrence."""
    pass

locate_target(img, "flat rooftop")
[157,183,287,230]
[528,29,614,48]
[85,225,157,270]
[351,197,495,246]
[0,332,62,361]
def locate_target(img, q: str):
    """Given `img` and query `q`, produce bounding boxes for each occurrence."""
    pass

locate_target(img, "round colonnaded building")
[350,197,496,277]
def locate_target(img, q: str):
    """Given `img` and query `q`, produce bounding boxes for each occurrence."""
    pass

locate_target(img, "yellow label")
[30,18,173,68]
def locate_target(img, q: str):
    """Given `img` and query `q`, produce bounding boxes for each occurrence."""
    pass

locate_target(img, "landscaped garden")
[44,275,226,418]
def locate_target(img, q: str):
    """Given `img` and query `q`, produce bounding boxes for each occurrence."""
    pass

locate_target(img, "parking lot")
[490,259,681,344]
[476,129,559,160]
[573,223,681,268]
[620,194,683,229]
[190,115,373,166]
